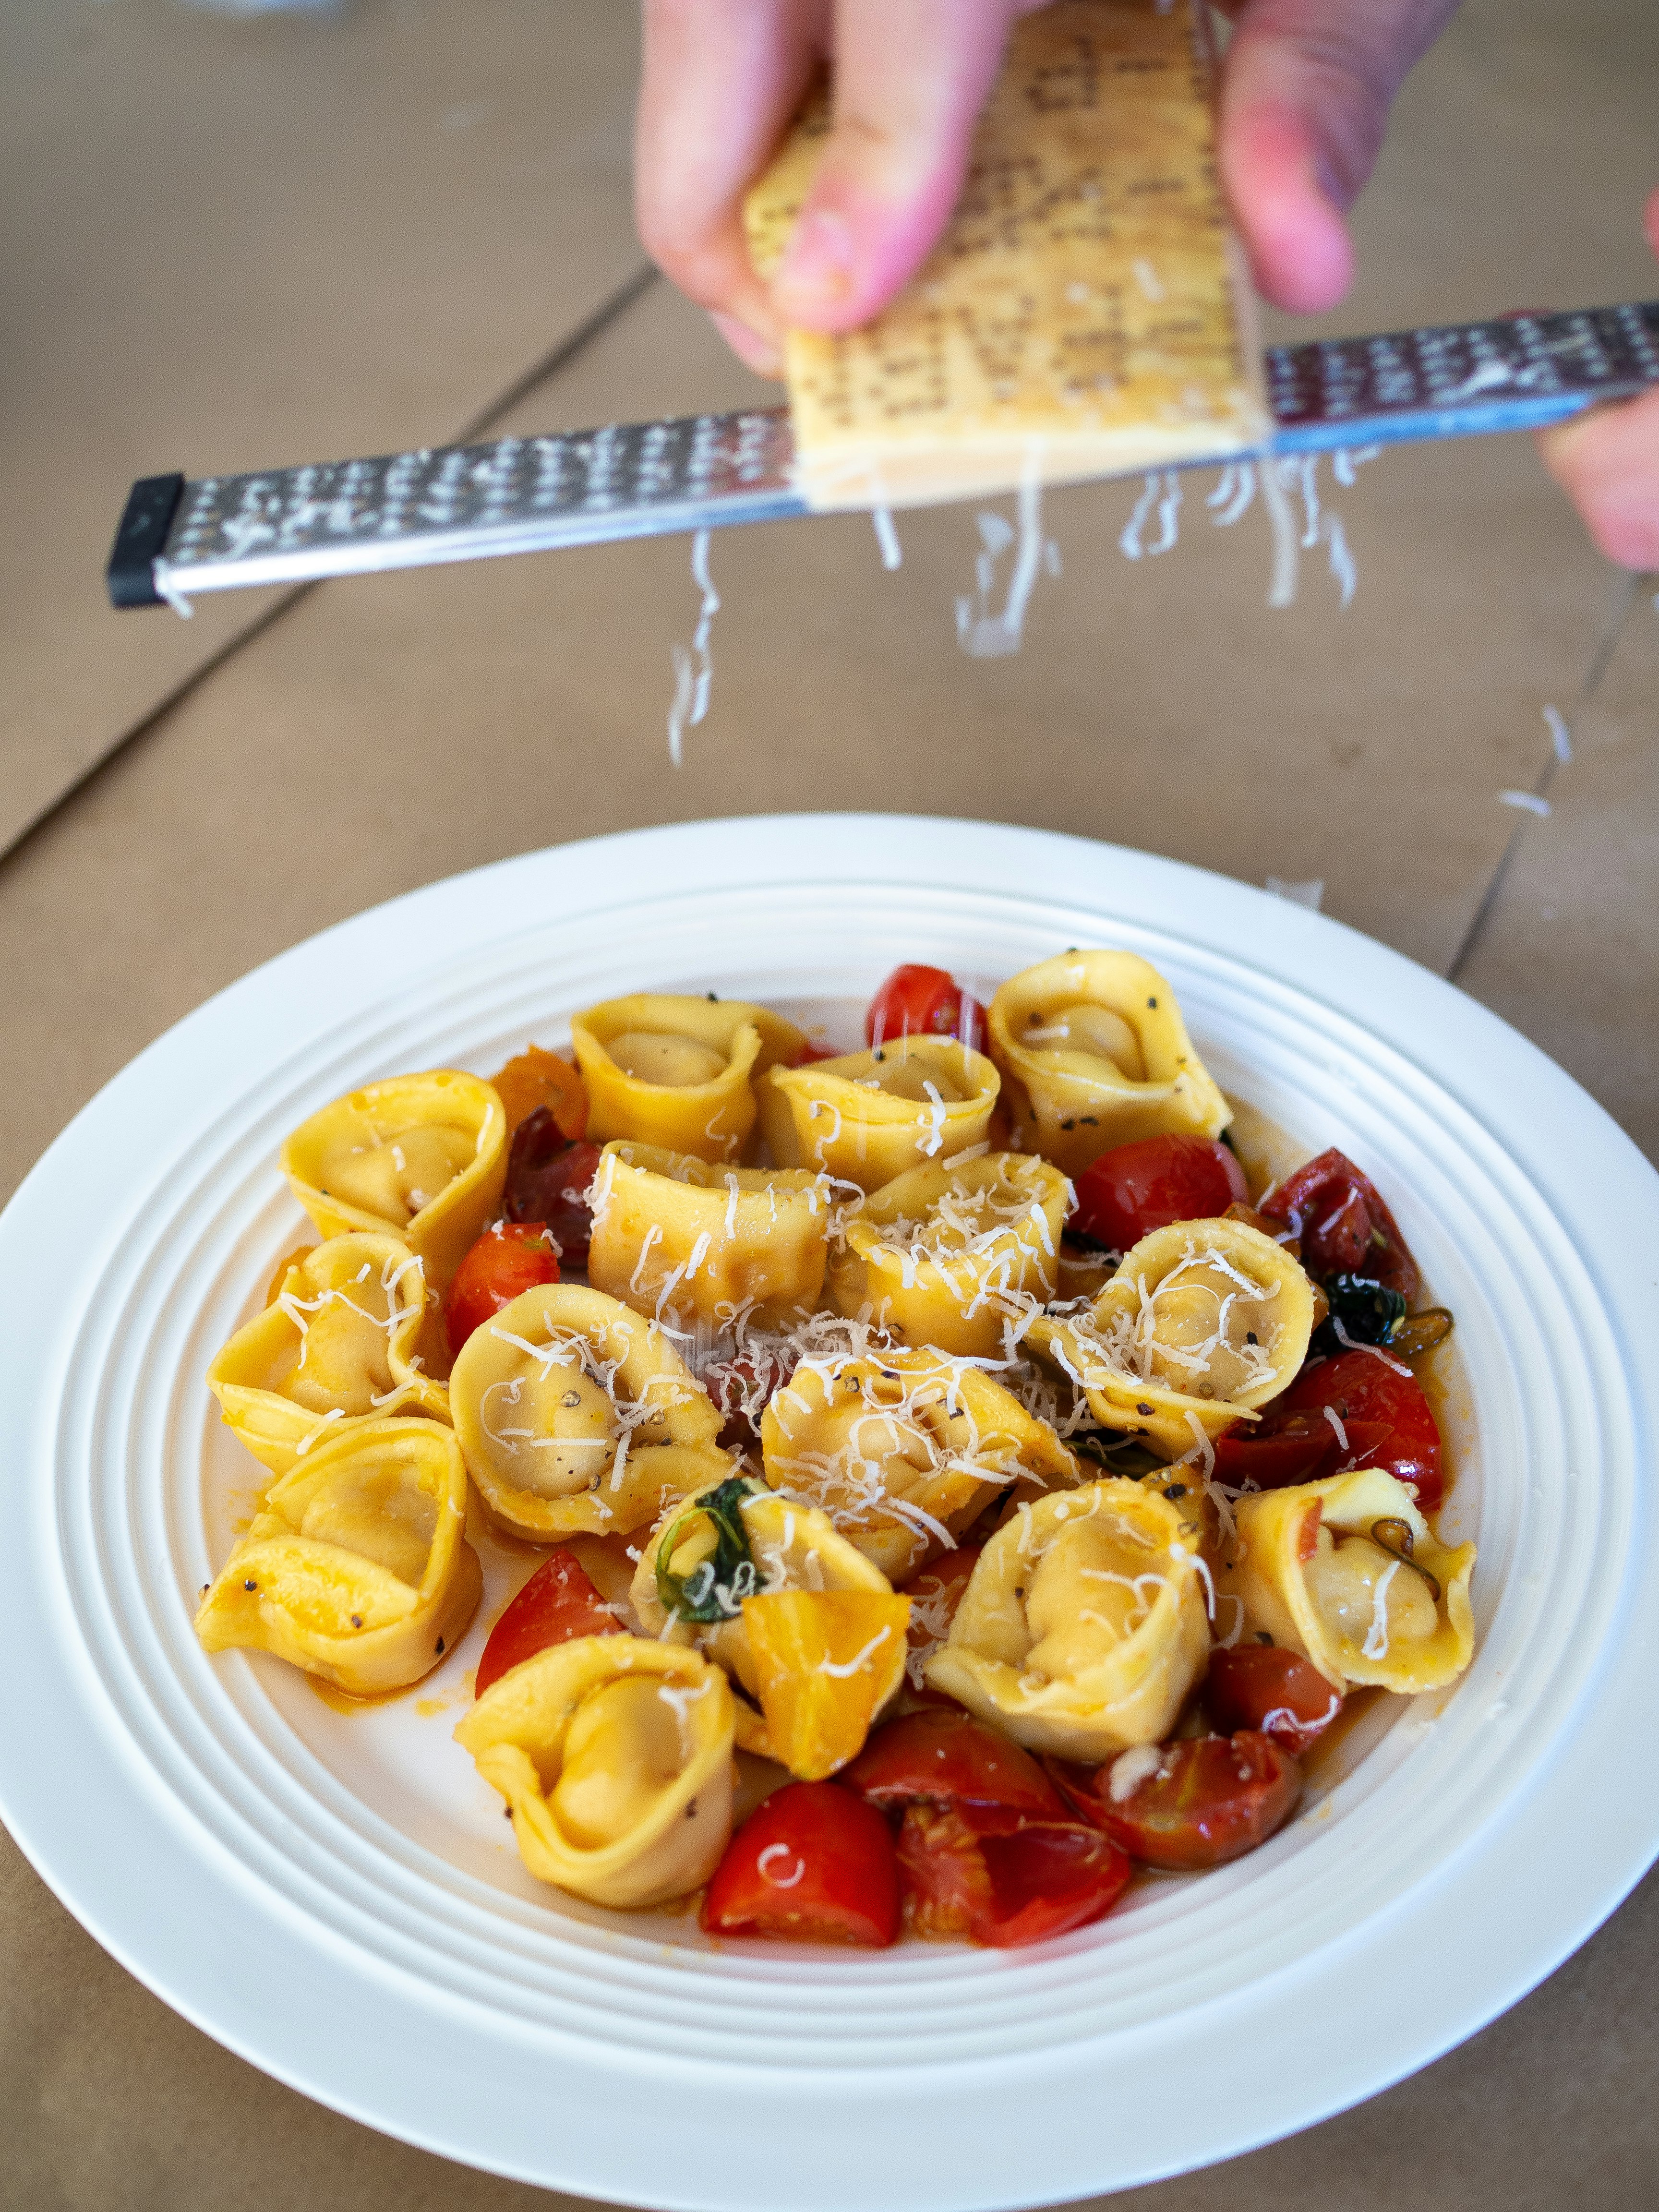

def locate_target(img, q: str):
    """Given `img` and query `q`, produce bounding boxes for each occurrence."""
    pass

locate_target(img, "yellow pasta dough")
[455,1637,735,1909]
[1216,1467,1477,1694]
[926,1479,1210,1758]
[761,1346,1078,1581]
[988,950,1229,1175]
[586,1142,832,1328]
[757,1036,999,1192]
[207,1233,448,1477]
[630,1478,896,1761]
[281,1070,506,1288]
[447,1283,729,1541]
[831,1152,1070,1357]
[1029,1216,1315,1458]
[571,995,805,1165]
[194,1418,481,1695]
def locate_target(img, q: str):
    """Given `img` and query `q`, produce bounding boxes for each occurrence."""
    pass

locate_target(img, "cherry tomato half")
[485,1044,587,1142]
[1070,1134,1248,1252]
[702,1343,800,1450]
[865,965,986,1055]
[901,1547,982,1705]
[1205,1646,1342,1754]
[1261,1148,1419,1299]
[1212,1416,1392,1495]
[502,1116,601,1268]
[444,1222,560,1357]
[701,1781,900,1947]
[1051,1732,1302,1871]
[842,1708,1067,1818]
[897,1803,1130,1948]
[1225,1348,1443,1511]
[474,1549,620,1697]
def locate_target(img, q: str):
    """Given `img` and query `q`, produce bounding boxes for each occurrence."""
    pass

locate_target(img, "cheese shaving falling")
[665,529,720,769]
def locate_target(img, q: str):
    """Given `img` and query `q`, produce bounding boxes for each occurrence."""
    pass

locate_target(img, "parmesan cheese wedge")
[743,0,1268,512]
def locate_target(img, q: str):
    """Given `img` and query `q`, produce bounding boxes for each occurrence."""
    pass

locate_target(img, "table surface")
[2,2,1657,2206]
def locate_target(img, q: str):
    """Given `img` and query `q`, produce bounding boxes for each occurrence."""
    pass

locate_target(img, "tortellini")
[925,1479,1210,1759]
[756,1035,1000,1192]
[570,994,804,1164]
[207,1234,447,1476]
[586,1142,832,1328]
[282,1070,506,1288]
[1029,1217,1315,1459]
[194,1418,481,1695]
[454,1637,734,1909]
[988,951,1229,1177]
[760,1347,1079,1581]
[1217,1466,1476,1694]
[630,1477,898,1765]
[448,1283,729,1540]
[830,1152,1070,1357]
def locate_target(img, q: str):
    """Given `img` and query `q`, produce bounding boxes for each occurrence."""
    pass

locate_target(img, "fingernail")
[710,312,782,377]
[774,206,857,316]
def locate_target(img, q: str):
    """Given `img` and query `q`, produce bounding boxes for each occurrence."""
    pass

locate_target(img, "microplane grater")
[108,300,1659,609]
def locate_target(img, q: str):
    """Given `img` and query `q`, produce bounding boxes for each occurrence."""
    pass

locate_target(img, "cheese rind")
[744,0,1267,511]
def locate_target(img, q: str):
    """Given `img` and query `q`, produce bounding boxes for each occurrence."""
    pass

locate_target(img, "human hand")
[1537,187,1659,572]
[634,0,1464,372]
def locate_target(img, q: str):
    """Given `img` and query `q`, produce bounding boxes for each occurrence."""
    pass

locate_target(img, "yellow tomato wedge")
[741,1589,910,1782]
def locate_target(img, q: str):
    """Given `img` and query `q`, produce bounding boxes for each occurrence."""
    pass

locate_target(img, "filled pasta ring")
[1028,1217,1316,1459]
[926,1479,1210,1760]
[760,1346,1079,1582]
[571,994,805,1165]
[282,1070,506,1289]
[630,1475,904,1774]
[830,1151,1070,1357]
[1216,1466,1476,1694]
[988,950,1230,1176]
[587,1142,833,1328]
[448,1283,729,1541]
[756,1035,999,1192]
[455,1636,735,1909]
[207,1233,448,1477]
[194,1417,481,1696]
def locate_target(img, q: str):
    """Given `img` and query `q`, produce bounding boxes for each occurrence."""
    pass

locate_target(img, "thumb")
[1216,0,1462,314]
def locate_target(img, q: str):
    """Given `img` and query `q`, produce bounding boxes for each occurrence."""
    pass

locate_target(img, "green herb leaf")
[654,1475,768,1623]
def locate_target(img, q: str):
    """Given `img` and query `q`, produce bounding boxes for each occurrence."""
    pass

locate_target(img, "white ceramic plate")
[2,816,1657,2211]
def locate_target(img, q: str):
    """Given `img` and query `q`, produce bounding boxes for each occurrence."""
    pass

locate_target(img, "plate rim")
[2,812,1657,2209]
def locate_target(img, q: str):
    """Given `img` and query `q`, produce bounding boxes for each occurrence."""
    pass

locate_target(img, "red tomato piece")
[1051,1732,1302,1871]
[444,1222,560,1357]
[1070,1134,1248,1252]
[1205,1646,1342,1754]
[897,1803,1131,1947]
[865,965,986,1055]
[1261,1148,1419,1299]
[1241,1348,1443,1511]
[901,1547,982,1706]
[1212,1416,1392,1494]
[502,1116,601,1268]
[841,1707,1067,1818]
[702,1343,800,1450]
[474,1549,620,1697]
[701,1781,900,1947]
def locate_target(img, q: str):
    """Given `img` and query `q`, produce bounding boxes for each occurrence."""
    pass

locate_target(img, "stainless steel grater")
[108,301,1659,609]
